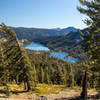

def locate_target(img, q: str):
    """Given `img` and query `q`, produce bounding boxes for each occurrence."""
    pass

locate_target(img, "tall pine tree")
[77,0,100,99]
[0,23,35,90]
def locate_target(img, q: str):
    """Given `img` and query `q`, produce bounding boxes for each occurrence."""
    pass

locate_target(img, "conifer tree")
[54,64,65,85]
[0,23,35,90]
[77,0,100,99]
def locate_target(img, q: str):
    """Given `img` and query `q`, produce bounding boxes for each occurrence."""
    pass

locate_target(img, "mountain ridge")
[10,26,78,40]
[59,27,78,35]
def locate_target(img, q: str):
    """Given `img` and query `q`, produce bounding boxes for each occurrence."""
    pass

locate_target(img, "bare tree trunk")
[15,75,19,85]
[24,81,27,90]
[26,78,31,91]
[81,70,87,100]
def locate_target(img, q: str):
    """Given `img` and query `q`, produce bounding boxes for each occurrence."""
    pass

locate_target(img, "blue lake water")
[24,42,50,51]
[49,52,78,63]
[24,42,78,63]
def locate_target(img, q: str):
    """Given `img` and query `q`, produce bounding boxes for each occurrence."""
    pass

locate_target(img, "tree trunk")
[26,78,31,91]
[81,70,87,100]
[15,75,19,85]
[24,82,27,90]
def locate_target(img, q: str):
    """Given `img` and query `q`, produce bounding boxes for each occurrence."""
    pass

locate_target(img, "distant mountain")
[34,28,88,46]
[10,26,78,40]
[60,27,78,35]
[11,27,61,40]
[51,27,78,35]
[65,28,88,40]
[51,28,61,31]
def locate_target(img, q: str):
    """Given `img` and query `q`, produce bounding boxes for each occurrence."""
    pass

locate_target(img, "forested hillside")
[11,27,77,40]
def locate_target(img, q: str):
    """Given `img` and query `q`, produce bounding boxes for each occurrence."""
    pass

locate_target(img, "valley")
[10,26,88,62]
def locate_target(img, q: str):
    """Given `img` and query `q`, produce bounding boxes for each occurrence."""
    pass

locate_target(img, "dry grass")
[31,84,68,94]
[0,83,99,99]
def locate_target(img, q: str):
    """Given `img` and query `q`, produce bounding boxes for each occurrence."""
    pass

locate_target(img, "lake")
[24,42,78,63]
[49,52,78,63]
[24,42,50,51]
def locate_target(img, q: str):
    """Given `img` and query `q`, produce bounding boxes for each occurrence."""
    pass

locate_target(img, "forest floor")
[0,84,100,100]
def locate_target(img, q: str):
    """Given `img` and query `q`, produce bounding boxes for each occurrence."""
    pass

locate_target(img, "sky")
[0,0,87,29]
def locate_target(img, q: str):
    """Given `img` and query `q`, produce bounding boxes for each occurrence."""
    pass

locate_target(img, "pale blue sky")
[0,0,87,29]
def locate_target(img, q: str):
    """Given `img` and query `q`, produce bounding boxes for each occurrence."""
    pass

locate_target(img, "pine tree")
[77,0,100,99]
[67,64,75,87]
[0,23,35,90]
[54,64,65,85]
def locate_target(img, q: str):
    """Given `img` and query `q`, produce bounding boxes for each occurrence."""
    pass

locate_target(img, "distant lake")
[49,52,78,63]
[24,42,78,63]
[24,42,50,51]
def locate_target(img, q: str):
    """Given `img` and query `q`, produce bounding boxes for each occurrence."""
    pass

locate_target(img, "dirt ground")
[0,89,99,100]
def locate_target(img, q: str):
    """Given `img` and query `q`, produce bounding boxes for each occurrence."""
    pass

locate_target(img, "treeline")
[27,50,77,86]
[27,50,100,89]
